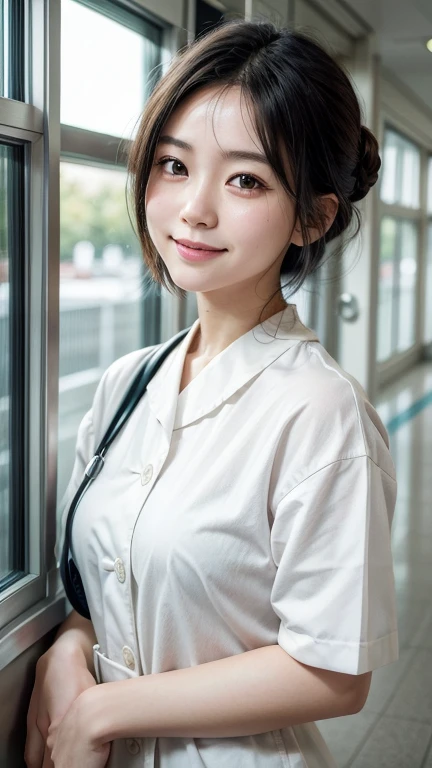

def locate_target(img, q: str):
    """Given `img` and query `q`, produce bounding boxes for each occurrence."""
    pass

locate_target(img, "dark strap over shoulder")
[59,327,190,619]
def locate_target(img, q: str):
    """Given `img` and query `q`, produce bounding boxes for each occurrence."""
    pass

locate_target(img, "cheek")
[146,190,168,225]
[145,177,176,231]
[230,200,291,254]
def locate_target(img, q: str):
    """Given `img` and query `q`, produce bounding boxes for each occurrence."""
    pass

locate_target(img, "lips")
[173,238,225,252]
[173,239,226,262]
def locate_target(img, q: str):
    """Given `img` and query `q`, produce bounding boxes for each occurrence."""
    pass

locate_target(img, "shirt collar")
[146,304,319,433]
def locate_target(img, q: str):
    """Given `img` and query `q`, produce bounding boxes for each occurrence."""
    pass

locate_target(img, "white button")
[126,738,141,755]
[122,645,136,670]
[141,464,153,485]
[114,558,126,583]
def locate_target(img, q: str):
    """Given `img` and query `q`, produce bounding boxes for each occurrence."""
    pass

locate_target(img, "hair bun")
[350,125,382,203]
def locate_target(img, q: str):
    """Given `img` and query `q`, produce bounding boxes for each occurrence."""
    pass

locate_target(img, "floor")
[316,360,432,768]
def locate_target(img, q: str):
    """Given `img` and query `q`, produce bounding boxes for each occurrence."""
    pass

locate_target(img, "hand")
[25,645,98,768]
[46,690,111,768]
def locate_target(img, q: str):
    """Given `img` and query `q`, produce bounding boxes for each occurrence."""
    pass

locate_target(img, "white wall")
[245,0,288,25]
[380,68,432,152]
[337,36,382,400]
[135,0,186,27]
[295,0,353,58]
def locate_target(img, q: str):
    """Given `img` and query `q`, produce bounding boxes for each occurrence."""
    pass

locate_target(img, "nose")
[179,180,218,228]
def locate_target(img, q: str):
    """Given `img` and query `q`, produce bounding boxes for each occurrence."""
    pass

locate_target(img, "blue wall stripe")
[385,389,432,435]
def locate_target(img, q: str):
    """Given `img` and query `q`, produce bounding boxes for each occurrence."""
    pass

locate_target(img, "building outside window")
[57,0,163,508]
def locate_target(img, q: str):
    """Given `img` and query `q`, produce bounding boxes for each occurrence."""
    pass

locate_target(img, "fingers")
[41,744,55,768]
[24,726,45,768]
[25,695,45,768]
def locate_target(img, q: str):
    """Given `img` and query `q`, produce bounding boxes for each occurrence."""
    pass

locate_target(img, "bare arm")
[82,644,372,744]
[51,609,97,674]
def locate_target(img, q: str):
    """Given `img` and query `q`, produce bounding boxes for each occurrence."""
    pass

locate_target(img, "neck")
[189,294,289,360]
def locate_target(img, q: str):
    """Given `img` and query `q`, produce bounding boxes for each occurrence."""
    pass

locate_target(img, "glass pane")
[0,145,10,580]
[380,135,398,205]
[60,0,161,138]
[0,0,8,97]
[0,143,25,586]
[400,143,420,209]
[380,129,420,209]
[377,217,397,362]
[1,0,24,101]
[57,161,147,512]
[425,223,432,343]
[427,157,432,215]
[396,220,418,353]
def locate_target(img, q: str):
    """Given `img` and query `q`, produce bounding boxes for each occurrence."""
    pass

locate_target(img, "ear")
[291,194,339,247]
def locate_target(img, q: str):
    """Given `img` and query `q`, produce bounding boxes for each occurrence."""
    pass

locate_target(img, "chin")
[162,258,217,289]
[169,275,219,294]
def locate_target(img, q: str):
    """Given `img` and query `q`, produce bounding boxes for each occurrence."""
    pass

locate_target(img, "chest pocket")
[93,643,138,684]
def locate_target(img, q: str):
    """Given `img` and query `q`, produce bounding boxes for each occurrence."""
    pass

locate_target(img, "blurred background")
[1,0,432,765]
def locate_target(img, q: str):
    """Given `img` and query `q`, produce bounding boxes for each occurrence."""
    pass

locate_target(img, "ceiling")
[336,0,432,113]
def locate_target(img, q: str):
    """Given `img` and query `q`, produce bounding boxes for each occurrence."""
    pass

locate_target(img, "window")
[377,217,419,361]
[0,142,25,589]
[0,0,48,640]
[57,161,146,504]
[57,0,163,514]
[377,128,421,362]
[0,0,171,667]
[424,224,432,345]
[425,157,432,344]
[60,0,161,138]
[428,156,432,214]
[1,0,24,101]
[380,129,420,209]
[377,217,396,362]
[0,1,8,97]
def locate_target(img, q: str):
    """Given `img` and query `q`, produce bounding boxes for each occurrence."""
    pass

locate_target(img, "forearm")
[51,609,97,674]
[89,645,369,743]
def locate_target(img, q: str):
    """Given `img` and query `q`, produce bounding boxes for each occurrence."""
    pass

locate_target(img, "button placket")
[141,464,153,486]
[126,738,141,755]
[114,557,126,583]
[122,645,136,670]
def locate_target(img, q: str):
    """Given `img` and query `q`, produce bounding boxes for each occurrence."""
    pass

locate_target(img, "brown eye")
[238,174,257,190]
[171,160,186,175]
[156,158,187,175]
[229,173,264,192]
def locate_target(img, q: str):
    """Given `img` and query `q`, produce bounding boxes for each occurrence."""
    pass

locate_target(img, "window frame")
[376,120,430,387]
[0,0,59,667]
[0,0,181,672]
[0,140,26,593]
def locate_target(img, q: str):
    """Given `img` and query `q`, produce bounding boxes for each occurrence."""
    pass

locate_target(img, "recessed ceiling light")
[427,38,432,52]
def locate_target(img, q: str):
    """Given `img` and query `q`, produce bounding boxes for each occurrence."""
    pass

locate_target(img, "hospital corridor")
[317,362,432,767]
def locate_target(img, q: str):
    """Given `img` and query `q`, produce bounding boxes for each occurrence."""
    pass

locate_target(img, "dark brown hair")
[127,18,381,302]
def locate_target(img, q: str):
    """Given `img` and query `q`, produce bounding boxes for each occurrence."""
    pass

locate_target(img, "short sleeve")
[270,455,399,675]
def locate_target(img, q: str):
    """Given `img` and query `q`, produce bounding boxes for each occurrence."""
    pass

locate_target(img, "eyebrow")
[157,135,271,168]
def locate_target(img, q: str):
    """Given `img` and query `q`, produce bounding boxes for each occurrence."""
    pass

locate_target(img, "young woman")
[25,18,398,768]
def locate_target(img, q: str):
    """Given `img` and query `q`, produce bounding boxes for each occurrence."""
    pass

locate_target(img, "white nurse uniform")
[57,304,399,768]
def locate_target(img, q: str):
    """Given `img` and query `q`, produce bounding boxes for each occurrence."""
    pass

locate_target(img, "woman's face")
[145,84,301,302]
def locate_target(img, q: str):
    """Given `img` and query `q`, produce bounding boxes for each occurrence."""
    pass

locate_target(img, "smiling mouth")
[173,238,227,262]
[172,238,226,252]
